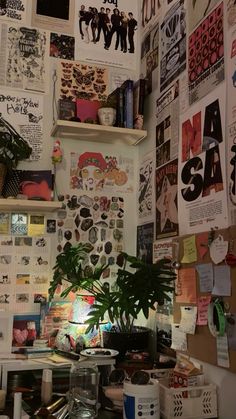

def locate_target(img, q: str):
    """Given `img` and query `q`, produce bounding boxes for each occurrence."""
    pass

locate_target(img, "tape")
[208,300,226,337]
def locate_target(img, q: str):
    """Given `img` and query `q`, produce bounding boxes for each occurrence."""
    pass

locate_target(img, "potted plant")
[0,114,32,193]
[49,243,176,356]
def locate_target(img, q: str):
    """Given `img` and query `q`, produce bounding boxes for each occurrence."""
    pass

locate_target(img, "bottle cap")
[42,368,52,382]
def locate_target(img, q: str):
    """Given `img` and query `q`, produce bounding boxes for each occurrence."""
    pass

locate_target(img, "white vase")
[98,107,116,126]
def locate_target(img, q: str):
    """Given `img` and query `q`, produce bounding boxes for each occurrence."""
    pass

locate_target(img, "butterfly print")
[73,68,95,89]
[61,78,72,87]
[62,62,73,68]
[62,69,72,74]
[93,83,106,94]
[61,88,70,94]
[60,94,74,101]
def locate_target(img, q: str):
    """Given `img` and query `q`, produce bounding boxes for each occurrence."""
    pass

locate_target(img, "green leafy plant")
[0,115,32,170]
[49,243,176,334]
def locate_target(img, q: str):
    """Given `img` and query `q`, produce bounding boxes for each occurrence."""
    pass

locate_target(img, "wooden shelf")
[51,120,147,146]
[0,199,61,212]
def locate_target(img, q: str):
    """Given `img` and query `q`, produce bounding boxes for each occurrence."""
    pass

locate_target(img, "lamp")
[55,293,111,352]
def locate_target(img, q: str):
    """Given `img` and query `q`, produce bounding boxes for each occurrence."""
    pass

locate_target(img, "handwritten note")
[181,235,197,263]
[196,263,213,293]
[212,265,231,296]
[176,268,197,304]
[197,296,211,326]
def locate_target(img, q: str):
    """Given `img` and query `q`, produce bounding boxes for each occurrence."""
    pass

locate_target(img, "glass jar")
[69,361,99,419]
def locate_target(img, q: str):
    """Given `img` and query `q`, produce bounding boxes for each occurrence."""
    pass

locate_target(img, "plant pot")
[98,107,116,126]
[102,326,150,360]
[0,163,7,195]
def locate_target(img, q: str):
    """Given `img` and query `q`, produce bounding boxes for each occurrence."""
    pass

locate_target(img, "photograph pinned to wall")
[28,215,45,236]
[137,222,154,264]
[0,24,49,93]
[188,1,224,105]
[70,151,134,193]
[156,158,178,239]
[188,0,220,32]
[156,80,180,168]
[11,213,28,235]
[0,213,9,234]
[227,0,236,28]
[0,0,27,23]
[178,84,228,235]
[74,0,138,70]
[140,20,159,94]
[31,0,75,35]
[57,59,109,103]
[160,0,186,92]
[50,32,75,60]
[138,151,155,223]
[12,313,40,347]
[0,89,43,161]
[0,311,13,353]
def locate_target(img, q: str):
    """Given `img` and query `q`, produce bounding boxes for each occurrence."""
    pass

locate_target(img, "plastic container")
[41,369,53,406]
[69,361,99,419]
[123,379,160,419]
[159,382,217,419]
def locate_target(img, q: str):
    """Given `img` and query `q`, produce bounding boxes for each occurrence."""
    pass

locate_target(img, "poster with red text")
[178,83,228,235]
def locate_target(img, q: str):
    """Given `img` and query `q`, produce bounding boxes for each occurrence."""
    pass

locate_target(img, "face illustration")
[80,165,105,191]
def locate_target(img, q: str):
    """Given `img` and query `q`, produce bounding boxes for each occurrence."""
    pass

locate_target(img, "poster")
[178,84,228,235]
[138,152,154,223]
[57,59,109,103]
[0,0,26,23]
[140,20,159,94]
[156,159,178,239]
[50,33,75,60]
[55,193,125,279]
[0,88,43,161]
[31,0,75,35]
[74,0,138,71]
[188,0,219,32]
[70,151,134,194]
[160,0,186,92]
[188,2,224,105]
[156,80,179,168]
[227,22,236,223]
[0,234,51,313]
[0,23,49,93]
[153,238,173,262]
[136,222,154,264]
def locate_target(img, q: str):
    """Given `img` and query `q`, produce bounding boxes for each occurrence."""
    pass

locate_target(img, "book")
[58,99,76,121]
[121,79,134,129]
[76,99,101,123]
[107,87,124,127]
[133,78,146,130]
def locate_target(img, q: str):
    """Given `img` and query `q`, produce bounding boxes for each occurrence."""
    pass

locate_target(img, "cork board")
[172,226,236,373]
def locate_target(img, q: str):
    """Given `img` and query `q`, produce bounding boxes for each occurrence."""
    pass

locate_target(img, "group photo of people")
[78,4,137,53]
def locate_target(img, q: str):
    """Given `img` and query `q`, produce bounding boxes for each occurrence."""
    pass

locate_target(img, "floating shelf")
[51,120,147,146]
[0,199,61,212]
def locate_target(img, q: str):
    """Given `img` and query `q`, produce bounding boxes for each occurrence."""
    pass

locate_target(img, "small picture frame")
[0,312,13,353]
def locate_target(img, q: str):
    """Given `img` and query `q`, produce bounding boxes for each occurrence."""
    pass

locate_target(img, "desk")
[0,357,116,390]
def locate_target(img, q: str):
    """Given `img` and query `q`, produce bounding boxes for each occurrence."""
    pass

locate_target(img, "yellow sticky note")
[181,235,197,263]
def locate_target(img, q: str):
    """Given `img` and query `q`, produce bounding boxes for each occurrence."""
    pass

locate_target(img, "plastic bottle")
[13,392,22,419]
[41,369,53,406]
